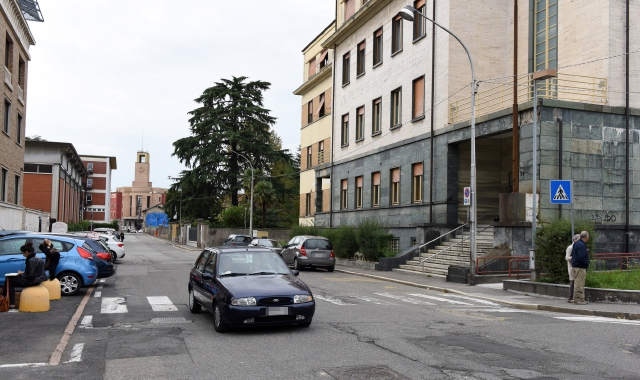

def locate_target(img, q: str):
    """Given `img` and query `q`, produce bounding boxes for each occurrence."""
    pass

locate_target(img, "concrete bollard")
[18,284,50,312]
[41,278,62,301]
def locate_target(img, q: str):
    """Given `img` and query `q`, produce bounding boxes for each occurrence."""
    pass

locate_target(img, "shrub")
[356,218,394,261]
[289,224,320,238]
[332,226,359,259]
[535,219,596,283]
[220,206,246,228]
[68,221,119,232]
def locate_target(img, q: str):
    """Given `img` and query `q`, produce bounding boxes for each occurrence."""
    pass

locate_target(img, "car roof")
[206,246,274,253]
[0,230,31,237]
[296,235,328,240]
[0,233,84,243]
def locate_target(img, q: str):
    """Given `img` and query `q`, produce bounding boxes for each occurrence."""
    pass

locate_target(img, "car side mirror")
[291,270,299,276]
[202,273,213,280]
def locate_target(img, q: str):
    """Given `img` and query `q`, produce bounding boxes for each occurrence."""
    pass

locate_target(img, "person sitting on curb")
[565,234,581,303]
[571,231,590,305]
[1,242,48,309]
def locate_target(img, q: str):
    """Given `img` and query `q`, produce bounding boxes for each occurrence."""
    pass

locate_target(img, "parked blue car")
[0,233,99,296]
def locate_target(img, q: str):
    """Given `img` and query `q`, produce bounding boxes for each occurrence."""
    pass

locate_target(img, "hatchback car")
[281,236,335,272]
[0,234,99,296]
[98,234,125,260]
[222,234,253,247]
[249,239,283,255]
[188,247,315,333]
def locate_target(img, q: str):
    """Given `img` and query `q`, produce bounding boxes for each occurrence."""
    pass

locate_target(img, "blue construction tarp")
[146,212,169,227]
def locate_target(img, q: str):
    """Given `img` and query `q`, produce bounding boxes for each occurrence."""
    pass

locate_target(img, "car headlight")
[231,297,257,306]
[293,295,313,304]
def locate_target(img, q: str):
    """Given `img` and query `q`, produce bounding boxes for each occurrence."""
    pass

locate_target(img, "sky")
[25,1,335,190]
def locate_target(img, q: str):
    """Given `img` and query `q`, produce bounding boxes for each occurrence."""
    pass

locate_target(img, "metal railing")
[449,72,608,124]
[419,224,493,273]
[592,253,640,272]
[474,255,530,278]
[317,147,331,165]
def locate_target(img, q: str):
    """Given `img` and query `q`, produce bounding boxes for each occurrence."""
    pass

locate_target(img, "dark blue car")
[188,247,315,332]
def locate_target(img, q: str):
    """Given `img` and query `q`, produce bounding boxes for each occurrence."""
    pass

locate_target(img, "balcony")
[4,67,12,90]
[317,146,331,165]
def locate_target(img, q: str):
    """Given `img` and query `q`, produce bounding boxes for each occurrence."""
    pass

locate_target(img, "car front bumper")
[221,302,315,327]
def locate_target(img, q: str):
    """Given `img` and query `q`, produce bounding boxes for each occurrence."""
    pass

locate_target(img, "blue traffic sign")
[550,180,572,204]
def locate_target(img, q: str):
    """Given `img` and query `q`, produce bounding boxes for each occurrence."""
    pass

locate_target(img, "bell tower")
[133,151,151,187]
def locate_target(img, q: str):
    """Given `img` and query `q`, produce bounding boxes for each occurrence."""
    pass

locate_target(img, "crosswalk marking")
[99,279,105,283]
[343,293,397,305]
[374,293,436,305]
[93,291,101,298]
[407,294,473,305]
[147,296,178,311]
[101,297,128,314]
[555,316,640,325]
[79,316,93,329]
[64,344,84,363]
[315,295,355,305]
[443,294,500,306]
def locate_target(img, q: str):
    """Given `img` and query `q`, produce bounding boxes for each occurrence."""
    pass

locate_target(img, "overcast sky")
[26,1,335,190]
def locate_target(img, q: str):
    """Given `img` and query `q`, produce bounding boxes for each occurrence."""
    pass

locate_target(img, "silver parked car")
[249,239,283,255]
[281,236,335,272]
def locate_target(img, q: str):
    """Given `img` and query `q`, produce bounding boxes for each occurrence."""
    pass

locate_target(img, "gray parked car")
[281,236,335,272]
[249,239,283,255]
[222,234,253,247]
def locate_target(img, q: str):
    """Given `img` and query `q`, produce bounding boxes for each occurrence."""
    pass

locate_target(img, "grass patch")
[585,270,640,290]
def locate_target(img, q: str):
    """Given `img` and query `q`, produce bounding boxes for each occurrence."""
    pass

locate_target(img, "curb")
[335,268,640,320]
[141,234,201,252]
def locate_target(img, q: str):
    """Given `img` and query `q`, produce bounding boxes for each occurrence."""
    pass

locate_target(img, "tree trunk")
[262,203,267,228]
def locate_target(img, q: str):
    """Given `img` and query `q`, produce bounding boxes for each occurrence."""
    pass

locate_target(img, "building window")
[341,114,349,146]
[86,178,93,190]
[535,0,558,71]
[13,175,19,204]
[391,168,400,205]
[345,0,355,20]
[147,196,151,208]
[319,49,329,69]
[390,238,400,254]
[86,194,93,205]
[355,176,363,209]
[341,179,348,210]
[373,28,383,66]
[307,101,313,124]
[87,162,93,174]
[391,15,403,54]
[411,237,417,246]
[3,99,10,134]
[5,35,13,71]
[16,113,22,144]
[318,141,326,164]
[372,172,380,207]
[413,0,426,40]
[342,52,350,86]
[412,163,423,203]
[372,97,382,134]
[17,57,24,88]
[129,196,132,216]
[412,76,425,119]
[318,93,325,118]
[357,40,365,76]
[305,193,312,216]
[306,146,312,169]
[356,106,364,141]
[0,167,6,202]
[308,57,316,78]
[390,88,402,127]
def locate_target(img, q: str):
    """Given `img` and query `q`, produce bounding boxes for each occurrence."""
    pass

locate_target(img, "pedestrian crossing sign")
[550,180,572,204]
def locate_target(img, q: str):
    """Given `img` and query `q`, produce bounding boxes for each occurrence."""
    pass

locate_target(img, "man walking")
[571,231,590,305]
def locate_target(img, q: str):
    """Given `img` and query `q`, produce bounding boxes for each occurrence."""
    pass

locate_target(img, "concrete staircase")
[393,225,494,278]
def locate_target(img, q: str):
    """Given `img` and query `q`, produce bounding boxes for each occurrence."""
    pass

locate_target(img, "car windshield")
[218,251,290,276]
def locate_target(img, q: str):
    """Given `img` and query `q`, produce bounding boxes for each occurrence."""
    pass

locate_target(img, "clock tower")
[133,151,151,187]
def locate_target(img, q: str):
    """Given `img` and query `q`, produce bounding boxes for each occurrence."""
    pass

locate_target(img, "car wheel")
[293,258,302,271]
[110,250,117,263]
[188,288,201,314]
[213,303,229,333]
[58,272,83,296]
[297,319,312,328]
[327,266,335,272]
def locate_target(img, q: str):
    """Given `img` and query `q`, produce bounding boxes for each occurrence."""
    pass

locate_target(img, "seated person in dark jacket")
[39,238,61,281]
[1,242,48,308]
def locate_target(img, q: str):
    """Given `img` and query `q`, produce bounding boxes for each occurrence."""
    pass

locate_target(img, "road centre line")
[49,285,94,365]
[147,296,178,311]
[314,295,355,305]
[374,293,436,305]
[64,344,84,363]
[407,294,473,305]
[101,297,128,314]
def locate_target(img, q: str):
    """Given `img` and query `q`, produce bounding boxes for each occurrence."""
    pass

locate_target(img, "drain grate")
[325,365,410,380]
[150,317,191,324]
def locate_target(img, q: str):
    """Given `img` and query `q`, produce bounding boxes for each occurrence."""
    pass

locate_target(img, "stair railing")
[420,224,493,274]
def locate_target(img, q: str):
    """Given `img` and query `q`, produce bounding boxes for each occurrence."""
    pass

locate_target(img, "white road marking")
[93,291,101,298]
[374,293,436,305]
[0,363,47,368]
[407,294,473,305]
[101,297,128,314]
[457,308,531,313]
[443,294,501,306]
[99,279,105,283]
[555,316,640,325]
[314,295,355,305]
[79,316,93,329]
[98,285,103,289]
[65,344,84,363]
[147,296,178,311]
[343,293,397,305]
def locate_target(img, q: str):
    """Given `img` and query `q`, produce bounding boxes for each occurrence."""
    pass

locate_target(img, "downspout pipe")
[625,0,630,252]
[429,0,436,223]
[329,43,336,229]
[512,0,519,193]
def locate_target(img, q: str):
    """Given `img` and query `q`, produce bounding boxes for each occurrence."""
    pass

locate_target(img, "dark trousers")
[47,256,60,281]
[2,276,32,305]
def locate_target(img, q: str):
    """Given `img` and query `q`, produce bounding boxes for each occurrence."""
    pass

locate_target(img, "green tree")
[172,76,288,210]
[254,181,277,228]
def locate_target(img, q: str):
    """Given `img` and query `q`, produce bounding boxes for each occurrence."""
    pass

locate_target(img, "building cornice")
[0,0,35,59]
[293,64,333,96]
[321,0,394,48]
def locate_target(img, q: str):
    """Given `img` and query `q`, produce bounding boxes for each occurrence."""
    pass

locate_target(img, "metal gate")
[188,227,198,242]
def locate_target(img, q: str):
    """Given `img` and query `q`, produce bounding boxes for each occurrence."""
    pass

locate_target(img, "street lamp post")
[400,6,479,284]
[233,151,254,239]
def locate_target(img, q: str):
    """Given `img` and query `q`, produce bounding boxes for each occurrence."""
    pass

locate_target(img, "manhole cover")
[150,317,190,324]
[325,365,410,380]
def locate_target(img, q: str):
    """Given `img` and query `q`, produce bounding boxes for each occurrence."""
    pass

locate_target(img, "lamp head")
[399,5,416,22]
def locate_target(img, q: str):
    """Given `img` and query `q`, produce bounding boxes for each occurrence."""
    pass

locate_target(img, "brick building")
[80,155,117,223]
[305,0,640,254]
[23,140,87,225]
[110,191,122,221]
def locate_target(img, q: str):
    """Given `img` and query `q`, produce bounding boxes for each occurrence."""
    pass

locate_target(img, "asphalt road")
[2,234,639,380]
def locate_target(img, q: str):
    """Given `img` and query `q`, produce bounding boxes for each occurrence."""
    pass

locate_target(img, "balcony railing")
[449,72,609,124]
[317,146,331,165]
[17,85,24,104]
[4,67,11,89]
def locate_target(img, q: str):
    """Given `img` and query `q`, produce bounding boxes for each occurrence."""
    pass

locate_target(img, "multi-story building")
[310,0,639,254]
[294,21,336,226]
[0,0,44,230]
[115,151,166,230]
[110,192,122,221]
[23,140,87,225]
[80,155,117,224]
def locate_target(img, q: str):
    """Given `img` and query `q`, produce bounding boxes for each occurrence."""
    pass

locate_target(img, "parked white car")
[99,234,125,260]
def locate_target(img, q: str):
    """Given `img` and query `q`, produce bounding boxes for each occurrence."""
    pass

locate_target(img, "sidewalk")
[334,264,640,321]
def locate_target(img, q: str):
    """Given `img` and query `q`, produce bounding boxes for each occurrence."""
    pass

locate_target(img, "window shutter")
[345,0,356,19]
[315,95,325,117]
[319,49,329,64]
[356,176,363,187]
[312,96,320,120]
[342,179,348,190]
[343,113,349,123]
[358,41,365,51]
[372,172,381,185]
[375,28,383,37]
[413,76,425,117]
[357,106,365,116]
[324,89,332,114]
[392,168,400,183]
[413,163,423,176]
[302,104,308,126]
[308,58,316,77]
[319,141,324,151]
[300,146,307,169]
